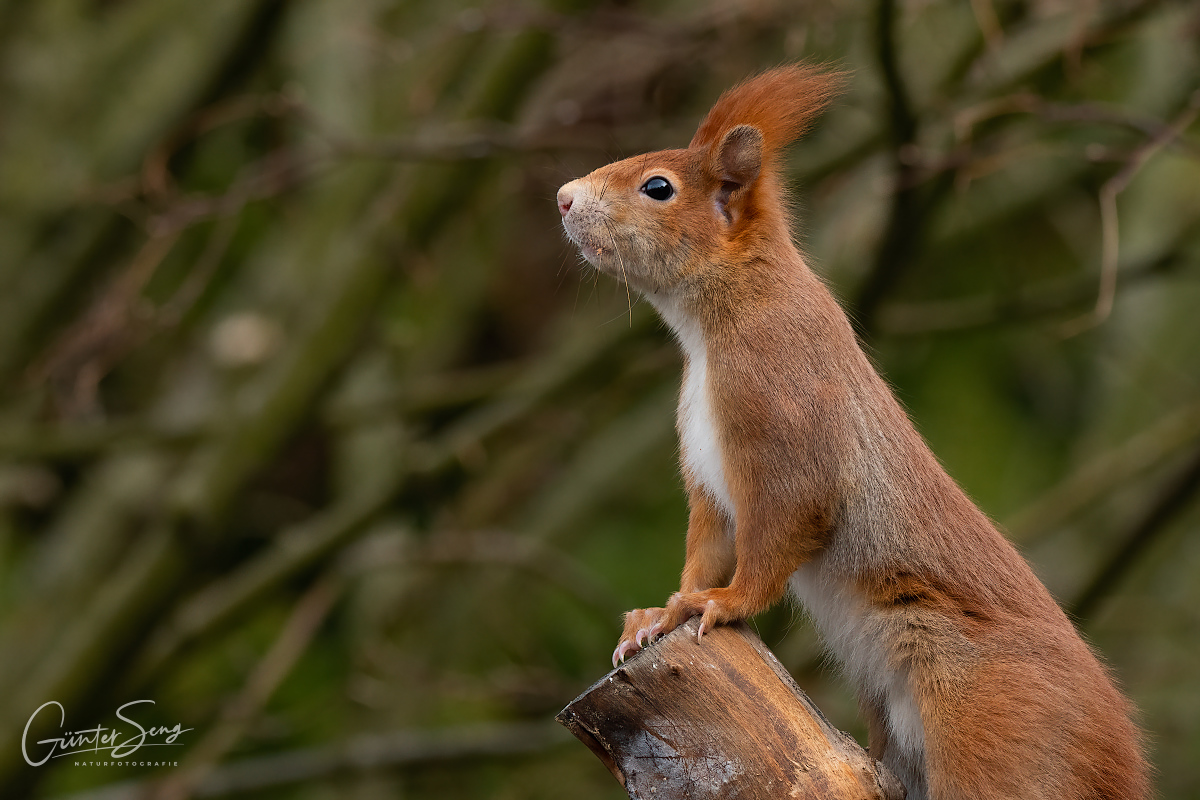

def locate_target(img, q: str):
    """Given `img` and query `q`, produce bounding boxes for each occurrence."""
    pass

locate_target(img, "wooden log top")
[556,619,905,800]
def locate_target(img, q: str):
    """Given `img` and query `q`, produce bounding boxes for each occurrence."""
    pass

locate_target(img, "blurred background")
[0,0,1198,797]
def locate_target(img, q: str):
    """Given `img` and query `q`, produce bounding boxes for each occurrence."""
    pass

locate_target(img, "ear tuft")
[692,64,843,226]
[716,124,763,187]
[690,63,844,169]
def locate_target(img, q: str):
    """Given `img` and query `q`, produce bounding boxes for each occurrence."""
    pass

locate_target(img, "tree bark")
[556,619,905,800]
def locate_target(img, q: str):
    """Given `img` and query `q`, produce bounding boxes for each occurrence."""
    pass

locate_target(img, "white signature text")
[22,700,192,767]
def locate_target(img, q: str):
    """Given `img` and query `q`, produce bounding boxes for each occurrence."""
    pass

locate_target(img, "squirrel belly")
[790,558,930,794]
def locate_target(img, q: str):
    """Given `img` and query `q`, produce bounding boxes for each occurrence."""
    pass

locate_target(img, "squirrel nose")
[557,186,575,217]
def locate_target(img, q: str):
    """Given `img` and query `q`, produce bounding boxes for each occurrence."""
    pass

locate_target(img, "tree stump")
[556,619,905,800]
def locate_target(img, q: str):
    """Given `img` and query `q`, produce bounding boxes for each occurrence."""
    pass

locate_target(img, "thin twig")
[955,93,1200,159]
[26,231,182,416]
[876,243,1188,335]
[1061,90,1200,335]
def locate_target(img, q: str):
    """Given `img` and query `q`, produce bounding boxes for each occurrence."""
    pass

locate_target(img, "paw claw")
[612,639,638,668]
[696,599,719,642]
[613,605,675,667]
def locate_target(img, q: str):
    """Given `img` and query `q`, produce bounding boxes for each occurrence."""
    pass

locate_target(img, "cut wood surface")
[557,620,905,800]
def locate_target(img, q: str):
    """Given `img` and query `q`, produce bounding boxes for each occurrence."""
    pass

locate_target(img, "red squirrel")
[556,65,1148,800]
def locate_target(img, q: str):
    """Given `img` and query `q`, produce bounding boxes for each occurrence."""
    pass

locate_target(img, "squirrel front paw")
[612,607,668,666]
[661,587,745,640]
[612,590,743,666]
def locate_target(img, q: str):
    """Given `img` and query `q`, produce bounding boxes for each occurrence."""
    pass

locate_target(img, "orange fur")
[556,64,1149,800]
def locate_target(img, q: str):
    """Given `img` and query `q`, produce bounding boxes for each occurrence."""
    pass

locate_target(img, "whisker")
[601,217,634,327]
[572,257,585,312]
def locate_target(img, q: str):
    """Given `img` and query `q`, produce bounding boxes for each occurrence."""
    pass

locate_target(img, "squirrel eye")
[640,176,674,201]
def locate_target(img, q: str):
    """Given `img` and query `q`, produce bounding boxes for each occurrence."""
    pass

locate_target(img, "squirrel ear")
[716,124,763,187]
[713,124,762,223]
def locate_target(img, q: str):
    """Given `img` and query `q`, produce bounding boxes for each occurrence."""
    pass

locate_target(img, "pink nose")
[557,187,574,217]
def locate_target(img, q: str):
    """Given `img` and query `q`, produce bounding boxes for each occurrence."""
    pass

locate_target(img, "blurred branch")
[150,575,341,800]
[0,452,173,699]
[98,113,535,244]
[1,177,376,788]
[0,523,184,777]
[283,95,531,161]
[965,0,1165,100]
[954,93,1200,160]
[0,361,526,460]
[388,529,624,620]
[875,0,917,148]
[74,0,829,247]
[1070,441,1200,622]
[516,382,676,546]
[0,0,283,391]
[97,82,683,246]
[853,0,919,337]
[276,93,700,163]
[27,231,181,417]
[323,360,524,424]
[26,193,245,418]
[911,93,1200,194]
[122,313,647,692]
[859,8,1198,340]
[969,0,1005,52]
[1006,399,1200,541]
[0,17,572,792]
[854,0,955,338]
[157,206,243,328]
[146,148,314,237]
[460,382,678,636]
[875,240,1191,335]
[50,722,569,800]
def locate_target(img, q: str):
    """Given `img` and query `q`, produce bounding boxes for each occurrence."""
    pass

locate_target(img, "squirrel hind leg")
[861,694,891,761]
[862,690,930,800]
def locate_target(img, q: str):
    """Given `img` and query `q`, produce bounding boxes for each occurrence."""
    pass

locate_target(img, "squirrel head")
[558,64,842,298]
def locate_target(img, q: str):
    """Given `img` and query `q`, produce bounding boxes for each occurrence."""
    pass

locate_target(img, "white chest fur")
[679,346,736,518]
[650,296,735,520]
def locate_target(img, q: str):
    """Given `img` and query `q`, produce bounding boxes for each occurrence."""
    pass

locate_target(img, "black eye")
[640,176,674,201]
